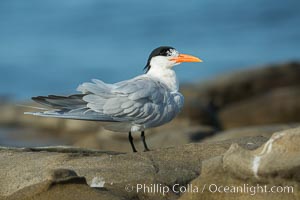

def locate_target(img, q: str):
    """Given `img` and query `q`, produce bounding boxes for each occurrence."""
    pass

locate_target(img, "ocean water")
[0,0,299,100]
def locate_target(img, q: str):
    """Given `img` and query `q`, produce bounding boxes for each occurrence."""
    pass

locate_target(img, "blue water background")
[0,0,299,100]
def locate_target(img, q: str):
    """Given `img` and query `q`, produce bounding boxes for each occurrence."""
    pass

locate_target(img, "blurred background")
[0,0,299,151]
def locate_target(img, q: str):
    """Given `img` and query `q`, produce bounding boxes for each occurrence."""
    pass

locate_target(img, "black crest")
[144,46,175,73]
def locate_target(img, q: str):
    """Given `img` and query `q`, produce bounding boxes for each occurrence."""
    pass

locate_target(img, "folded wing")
[26,76,171,129]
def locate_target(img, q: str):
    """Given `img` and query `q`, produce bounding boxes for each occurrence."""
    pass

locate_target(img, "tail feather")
[27,94,119,122]
[32,94,86,109]
[24,110,118,122]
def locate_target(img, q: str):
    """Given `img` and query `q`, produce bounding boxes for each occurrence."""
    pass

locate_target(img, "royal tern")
[25,46,202,152]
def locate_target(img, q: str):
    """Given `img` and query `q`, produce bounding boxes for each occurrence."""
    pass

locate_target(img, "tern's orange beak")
[170,54,203,63]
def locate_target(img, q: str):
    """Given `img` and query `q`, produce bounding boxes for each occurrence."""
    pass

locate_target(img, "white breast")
[147,65,179,92]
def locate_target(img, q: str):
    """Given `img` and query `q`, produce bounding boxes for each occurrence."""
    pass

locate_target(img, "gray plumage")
[25,75,184,132]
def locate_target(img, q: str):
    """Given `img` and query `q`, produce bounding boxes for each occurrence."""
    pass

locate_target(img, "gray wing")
[81,76,173,126]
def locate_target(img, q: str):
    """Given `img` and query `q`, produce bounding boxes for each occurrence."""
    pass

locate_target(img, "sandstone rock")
[0,136,267,200]
[223,127,300,181]
[182,61,300,109]
[46,168,86,184]
[0,104,18,126]
[180,127,300,200]
[219,86,300,129]
[203,123,300,142]
[180,62,300,126]
[7,178,125,200]
[180,156,298,200]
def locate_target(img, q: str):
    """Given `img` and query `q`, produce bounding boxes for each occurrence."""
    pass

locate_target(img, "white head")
[144,46,202,73]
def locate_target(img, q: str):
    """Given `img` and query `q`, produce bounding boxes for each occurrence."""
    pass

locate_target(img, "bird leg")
[141,131,150,152]
[128,131,137,152]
